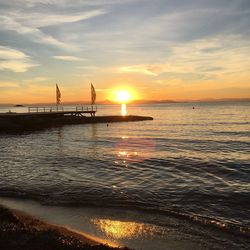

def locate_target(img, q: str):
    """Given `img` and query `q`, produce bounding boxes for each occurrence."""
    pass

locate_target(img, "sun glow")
[116,90,131,103]
[108,87,139,104]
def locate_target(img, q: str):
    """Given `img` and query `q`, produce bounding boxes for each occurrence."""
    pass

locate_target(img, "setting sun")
[116,90,132,103]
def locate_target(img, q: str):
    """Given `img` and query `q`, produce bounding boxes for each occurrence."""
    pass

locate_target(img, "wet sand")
[0,205,130,250]
[1,197,249,250]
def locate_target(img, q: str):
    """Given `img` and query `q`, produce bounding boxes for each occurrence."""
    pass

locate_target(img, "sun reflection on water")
[91,218,161,240]
[115,138,155,165]
[121,103,127,116]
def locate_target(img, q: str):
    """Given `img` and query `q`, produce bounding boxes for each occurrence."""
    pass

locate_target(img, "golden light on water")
[91,218,160,240]
[115,138,156,164]
[118,151,127,156]
[121,103,127,116]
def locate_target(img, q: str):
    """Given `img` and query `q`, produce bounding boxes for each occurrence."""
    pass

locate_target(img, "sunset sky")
[0,0,250,103]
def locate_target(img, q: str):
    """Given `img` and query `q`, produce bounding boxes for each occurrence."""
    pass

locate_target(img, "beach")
[0,204,130,250]
[1,196,249,250]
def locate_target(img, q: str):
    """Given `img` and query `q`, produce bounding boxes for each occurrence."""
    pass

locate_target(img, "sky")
[0,0,250,103]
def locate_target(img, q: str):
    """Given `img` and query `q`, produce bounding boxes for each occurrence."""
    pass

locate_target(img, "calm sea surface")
[0,102,249,246]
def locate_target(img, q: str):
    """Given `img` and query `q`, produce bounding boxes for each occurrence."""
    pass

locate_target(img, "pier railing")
[28,105,97,113]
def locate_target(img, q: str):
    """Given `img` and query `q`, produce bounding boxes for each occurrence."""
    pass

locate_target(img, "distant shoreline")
[0,98,250,106]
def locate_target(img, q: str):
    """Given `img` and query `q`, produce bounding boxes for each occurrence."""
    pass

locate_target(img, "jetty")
[0,105,153,131]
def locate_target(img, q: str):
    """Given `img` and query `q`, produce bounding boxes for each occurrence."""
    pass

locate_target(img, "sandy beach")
[0,205,130,250]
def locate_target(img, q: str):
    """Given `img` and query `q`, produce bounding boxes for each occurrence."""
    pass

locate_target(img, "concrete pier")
[0,108,153,131]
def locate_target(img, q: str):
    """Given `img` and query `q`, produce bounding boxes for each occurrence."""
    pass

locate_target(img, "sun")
[116,90,132,103]
[108,87,138,103]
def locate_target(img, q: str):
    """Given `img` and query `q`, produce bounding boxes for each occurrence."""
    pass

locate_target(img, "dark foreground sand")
[0,205,131,250]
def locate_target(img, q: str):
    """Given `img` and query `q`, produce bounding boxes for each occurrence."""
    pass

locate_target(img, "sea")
[0,102,249,250]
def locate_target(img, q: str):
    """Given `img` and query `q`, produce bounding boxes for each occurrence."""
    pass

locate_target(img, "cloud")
[0,1,107,51]
[117,63,194,76]
[0,46,27,59]
[0,46,38,72]
[168,36,250,76]
[53,55,85,61]
[0,15,73,50]
[0,81,19,88]
[20,10,107,28]
[118,65,158,76]
[0,0,249,101]
[78,66,99,70]
[23,77,49,82]
[116,36,250,81]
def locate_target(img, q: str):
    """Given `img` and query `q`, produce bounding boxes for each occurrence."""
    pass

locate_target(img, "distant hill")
[1,98,249,106]
[179,98,250,103]
[97,98,250,104]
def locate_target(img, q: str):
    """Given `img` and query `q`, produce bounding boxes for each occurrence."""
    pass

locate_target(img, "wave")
[0,189,249,239]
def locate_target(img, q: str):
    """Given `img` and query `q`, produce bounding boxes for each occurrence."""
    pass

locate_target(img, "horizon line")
[0,97,250,106]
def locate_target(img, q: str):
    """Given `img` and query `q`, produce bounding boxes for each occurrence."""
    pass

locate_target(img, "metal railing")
[28,105,97,113]
[75,105,97,112]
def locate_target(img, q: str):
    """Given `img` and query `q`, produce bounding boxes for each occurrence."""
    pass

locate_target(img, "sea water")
[0,102,249,249]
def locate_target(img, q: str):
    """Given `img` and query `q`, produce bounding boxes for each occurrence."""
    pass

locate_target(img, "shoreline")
[0,205,130,250]
[1,197,250,250]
